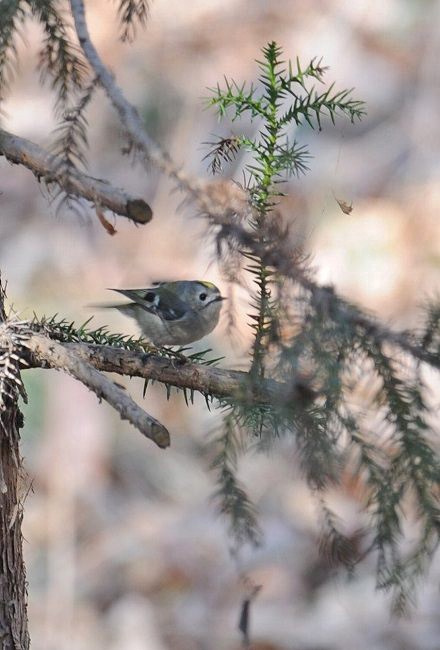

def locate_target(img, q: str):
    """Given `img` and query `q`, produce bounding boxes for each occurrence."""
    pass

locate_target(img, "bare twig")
[0,128,153,225]
[23,333,170,448]
[23,335,314,407]
[69,0,198,191]
[69,0,252,221]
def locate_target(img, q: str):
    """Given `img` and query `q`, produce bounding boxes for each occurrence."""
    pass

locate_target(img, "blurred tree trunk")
[0,282,30,649]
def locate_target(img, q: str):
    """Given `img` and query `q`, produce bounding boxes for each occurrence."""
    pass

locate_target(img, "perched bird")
[96,280,225,346]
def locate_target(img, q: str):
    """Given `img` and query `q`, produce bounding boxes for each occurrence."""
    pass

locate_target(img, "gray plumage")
[96,280,225,345]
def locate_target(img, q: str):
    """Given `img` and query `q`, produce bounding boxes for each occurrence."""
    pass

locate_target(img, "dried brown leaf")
[336,197,353,215]
[96,206,117,235]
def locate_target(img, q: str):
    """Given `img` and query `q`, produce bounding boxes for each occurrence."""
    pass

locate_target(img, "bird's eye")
[144,291,155,302]
[199,292,207,301]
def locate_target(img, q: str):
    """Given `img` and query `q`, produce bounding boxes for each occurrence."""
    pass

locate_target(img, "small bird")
[96,280,225,346]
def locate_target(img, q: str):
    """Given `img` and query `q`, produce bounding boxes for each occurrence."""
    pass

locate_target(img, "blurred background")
[2,0,440,648]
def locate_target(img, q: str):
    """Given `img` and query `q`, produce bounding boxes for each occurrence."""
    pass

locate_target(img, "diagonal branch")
[69,0,251,222]
[23,333,170,448]
[217,223,440,371]
[70,0,198,192]
[0,128,152,225]
[69,0,440,374]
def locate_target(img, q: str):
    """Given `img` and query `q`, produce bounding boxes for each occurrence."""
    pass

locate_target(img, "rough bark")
[24,334,170,448]
[24,335,315,408]
[0,284,30,649]
[0,128,152,225]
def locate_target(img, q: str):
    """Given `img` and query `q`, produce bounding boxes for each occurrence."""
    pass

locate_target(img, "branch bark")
[0,284,30,649]
[23,333,170,448]
[0,128,153,225]
[23,335,313,407]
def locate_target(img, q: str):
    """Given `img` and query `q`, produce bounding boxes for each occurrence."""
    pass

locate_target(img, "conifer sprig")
[28,0,88,111]
[207,43,364,383]
[420,298,440,355]
[205,42,367,547]
[32,313,224,367]
[211,413,262,547]
[49,78,96,215]
[0,1,26,110]
[117,0,150,42]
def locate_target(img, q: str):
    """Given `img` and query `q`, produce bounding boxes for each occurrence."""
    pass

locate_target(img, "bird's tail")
[86,302,135,313]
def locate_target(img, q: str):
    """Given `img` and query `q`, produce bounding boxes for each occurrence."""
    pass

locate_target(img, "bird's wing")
[108,288,188,321]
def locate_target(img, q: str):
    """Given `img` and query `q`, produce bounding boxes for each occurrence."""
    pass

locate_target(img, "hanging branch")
[214,221,440,372]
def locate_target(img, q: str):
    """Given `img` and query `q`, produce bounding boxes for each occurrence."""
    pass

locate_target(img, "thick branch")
[24,335,313,407]
[24,334,170,448]
[0,282,30,648]
[0,128,152,224]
